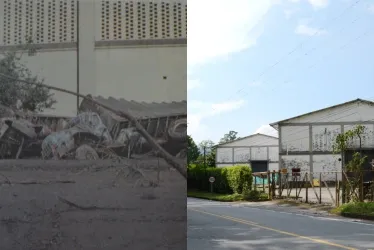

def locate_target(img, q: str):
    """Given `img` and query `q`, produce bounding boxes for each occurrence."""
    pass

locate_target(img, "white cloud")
[188,0,276,69]
[295,24,327,36]
[188,99,246,142]
[307,0,329,9]
[255,125,278,137]
[187,79,202,91]
[211,100,246,115]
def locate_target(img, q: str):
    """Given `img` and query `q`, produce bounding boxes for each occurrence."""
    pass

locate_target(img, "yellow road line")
[188,208,357,250]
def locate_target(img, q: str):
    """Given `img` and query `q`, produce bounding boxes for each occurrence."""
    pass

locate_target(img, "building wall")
[216,134,279,171]
[0,0,187,116]
[95,46,186,102]
[279,101,374,181]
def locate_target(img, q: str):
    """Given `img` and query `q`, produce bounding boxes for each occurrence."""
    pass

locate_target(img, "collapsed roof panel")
[79,96,187,140]
[81,96,187,119]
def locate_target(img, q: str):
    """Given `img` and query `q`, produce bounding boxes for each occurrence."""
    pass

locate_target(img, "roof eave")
[268,98,373,128]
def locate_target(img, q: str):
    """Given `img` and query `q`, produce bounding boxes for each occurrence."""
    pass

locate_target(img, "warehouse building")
[270,98,374,181]
[0,0,187,116]
[215,133,279,172]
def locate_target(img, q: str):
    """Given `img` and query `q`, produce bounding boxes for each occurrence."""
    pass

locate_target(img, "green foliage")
[187,164,252,194]
[333,202,374,218]
[332,125,367,173]
[206,148,216,167]
[0,51,56,112]
[187,190,269,202]
[187,135,200,164]
[346,152,367,172]
[199,140,215,152]
[243,190,261,201]
[187,190,245,202]
[219,130,239,144]
[333,124,366,154]
[332,125,368,202]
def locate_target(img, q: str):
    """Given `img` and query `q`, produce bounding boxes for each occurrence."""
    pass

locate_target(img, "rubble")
[0,98,187,161]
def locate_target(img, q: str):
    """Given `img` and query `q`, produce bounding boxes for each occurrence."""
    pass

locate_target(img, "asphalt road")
[188,198,374,250]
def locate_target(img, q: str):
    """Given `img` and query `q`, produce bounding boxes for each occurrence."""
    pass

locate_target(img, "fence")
[253,170,374,206]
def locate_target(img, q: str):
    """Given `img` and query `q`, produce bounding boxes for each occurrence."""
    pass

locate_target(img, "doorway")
[250,160,268,173]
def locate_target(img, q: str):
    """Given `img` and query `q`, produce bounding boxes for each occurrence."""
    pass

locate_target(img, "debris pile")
[0,98,187,161]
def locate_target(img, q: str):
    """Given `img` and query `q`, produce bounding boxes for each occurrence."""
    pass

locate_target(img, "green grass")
[187,190,269,202]
[331,202,374,220]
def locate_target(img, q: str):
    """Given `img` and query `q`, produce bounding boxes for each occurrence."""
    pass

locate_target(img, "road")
[188,198,374,250]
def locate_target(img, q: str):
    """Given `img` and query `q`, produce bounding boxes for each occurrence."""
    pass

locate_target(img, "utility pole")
[76,0,80,115]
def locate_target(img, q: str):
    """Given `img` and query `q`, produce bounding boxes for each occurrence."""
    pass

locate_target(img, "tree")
[206,148,216,167]
[333,124,367,202]
[187,135,200,164]
[197,140,216,167]
[199,140,215,153]
[219,130,239,144]
[0,50,56,112]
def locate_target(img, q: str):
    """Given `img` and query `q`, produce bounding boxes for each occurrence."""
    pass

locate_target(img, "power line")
[239,26,372,100]
[212,0,362,110]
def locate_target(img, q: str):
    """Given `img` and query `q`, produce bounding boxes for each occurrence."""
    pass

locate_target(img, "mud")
[0,159,186,250]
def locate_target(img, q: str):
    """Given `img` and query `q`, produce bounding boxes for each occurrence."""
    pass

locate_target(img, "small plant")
[244,190,261,201]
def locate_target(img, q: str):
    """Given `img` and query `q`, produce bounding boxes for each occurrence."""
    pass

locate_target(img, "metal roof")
[86,96,187,119]
[215,133,279,147]
[269,98,374,129]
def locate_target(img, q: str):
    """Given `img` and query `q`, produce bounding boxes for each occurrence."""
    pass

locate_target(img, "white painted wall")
[279,100,374,181]
[0,0,187,116]
[216,134,279,170]
[216,148,232,164]
[95,46,186,103]
[18,50,78,116]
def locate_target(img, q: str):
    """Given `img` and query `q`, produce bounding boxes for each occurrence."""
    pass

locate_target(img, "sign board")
[281,168,288,174]
[313,179,320,187]
[209,177,215,183]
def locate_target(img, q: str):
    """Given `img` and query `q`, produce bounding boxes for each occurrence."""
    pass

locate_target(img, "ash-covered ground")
[0,158,186,250]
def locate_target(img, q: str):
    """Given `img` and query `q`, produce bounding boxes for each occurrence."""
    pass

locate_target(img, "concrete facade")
[270,98,374,181]
[215,133,279,172]
[0,0,187,116]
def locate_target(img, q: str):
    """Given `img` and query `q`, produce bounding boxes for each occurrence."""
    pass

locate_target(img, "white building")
[0,0,187,116]
[215,133,279,172]
[270,98,374,181]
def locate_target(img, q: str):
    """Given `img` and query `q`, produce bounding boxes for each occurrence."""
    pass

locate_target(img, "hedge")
[187,164,252,194]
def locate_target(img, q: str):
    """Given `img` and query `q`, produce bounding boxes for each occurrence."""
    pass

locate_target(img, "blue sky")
[187,0,374,144]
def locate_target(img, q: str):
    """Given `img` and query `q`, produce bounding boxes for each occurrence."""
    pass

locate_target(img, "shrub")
[337,202,374,217]
[187,164,252,194]
[243,190,261,201]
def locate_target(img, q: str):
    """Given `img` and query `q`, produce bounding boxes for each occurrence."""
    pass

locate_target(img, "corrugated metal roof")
[88,96,187,119]
[270,98,374,129]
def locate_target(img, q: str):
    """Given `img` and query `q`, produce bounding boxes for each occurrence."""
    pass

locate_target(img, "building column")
[278,126,282,170]
[309,125,313,173]
[77,1,96,110]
